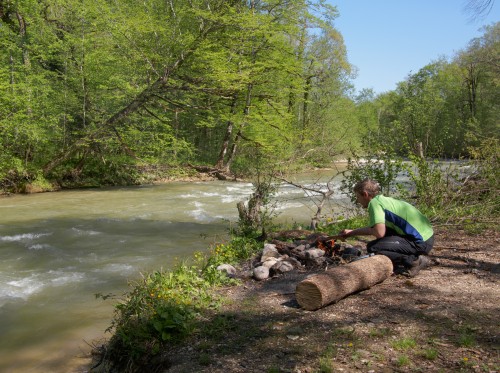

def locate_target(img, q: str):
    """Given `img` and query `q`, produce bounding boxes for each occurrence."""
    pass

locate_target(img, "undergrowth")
[100,236,261,372]
[95,139,498,372]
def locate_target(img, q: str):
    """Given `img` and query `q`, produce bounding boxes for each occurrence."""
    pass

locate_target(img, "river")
[0,171,348,372]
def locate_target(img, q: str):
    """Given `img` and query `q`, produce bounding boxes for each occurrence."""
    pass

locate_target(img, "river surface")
[0,171,348,372]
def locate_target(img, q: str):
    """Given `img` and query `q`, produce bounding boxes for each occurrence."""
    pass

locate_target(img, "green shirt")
[368,194,433,242]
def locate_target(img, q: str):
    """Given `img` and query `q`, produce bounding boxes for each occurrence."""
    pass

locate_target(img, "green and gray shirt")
[368,194,433,243]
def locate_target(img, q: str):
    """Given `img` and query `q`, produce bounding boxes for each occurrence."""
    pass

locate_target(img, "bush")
[101,236,261,372]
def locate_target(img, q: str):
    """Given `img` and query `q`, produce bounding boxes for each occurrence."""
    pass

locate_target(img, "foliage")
[373,22,499,159]
[0,0,354,192]
[339,151,405,203]
[103,235,260,371]
[398,155,454,214]
[336,137,499,231]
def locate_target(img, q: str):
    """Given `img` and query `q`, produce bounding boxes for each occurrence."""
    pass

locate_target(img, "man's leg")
[366,236,419,268]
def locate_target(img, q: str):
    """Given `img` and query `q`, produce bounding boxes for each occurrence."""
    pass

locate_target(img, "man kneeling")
[339,178,434,277]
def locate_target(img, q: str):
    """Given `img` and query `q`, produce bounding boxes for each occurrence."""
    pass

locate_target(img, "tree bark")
[295,255,393,310]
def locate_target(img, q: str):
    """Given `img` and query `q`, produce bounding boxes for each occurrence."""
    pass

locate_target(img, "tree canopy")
[0,0,498,192]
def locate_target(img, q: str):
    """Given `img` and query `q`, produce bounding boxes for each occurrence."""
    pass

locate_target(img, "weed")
[317,357,334,373]
[369,327,391,338]
[422,348,438,360]
[198,352,211,366]
[197,340,211,351]
[317,344,336,373]
[457,325,477,347]
[391,337,417,351]
[460,356,474,368]
[267,367,281,373]
[396,354,411,366]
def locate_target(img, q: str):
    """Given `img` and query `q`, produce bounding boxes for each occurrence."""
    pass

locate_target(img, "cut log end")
[296,280,324,311]
[295,255,393,311]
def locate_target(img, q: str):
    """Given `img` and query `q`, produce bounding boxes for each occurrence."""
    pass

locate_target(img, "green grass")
[391,337,417,351]
[422,347,439,360]
[396,354,411,367]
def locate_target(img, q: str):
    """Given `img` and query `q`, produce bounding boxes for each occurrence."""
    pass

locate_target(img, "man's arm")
[340,223,386,239]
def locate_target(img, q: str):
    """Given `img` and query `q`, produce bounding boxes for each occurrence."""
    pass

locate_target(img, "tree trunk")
[295,255,393,310]
[215,97,237,170]
[224,83,253,171]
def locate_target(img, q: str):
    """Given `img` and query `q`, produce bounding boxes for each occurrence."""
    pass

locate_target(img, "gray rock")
[261,244,280,262]
[253,266,270,281]
[216,264,237,277]
[284,256,302,268]
[305,248,325,258]
[262,257,279,268]
[271,260,294,275]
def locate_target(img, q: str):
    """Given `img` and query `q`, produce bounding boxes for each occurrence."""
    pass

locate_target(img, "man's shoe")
[418,255,432,269]
[403,255,431,278]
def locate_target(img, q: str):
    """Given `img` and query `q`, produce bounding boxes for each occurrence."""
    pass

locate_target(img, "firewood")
[295,255,393,311]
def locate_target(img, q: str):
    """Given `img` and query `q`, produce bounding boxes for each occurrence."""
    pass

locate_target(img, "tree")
[464,0,496,20]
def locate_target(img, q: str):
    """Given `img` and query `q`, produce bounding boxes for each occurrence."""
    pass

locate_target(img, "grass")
[316,344,337,373]
[391,337,417,351]
[396,354,411,367]
[421,348,439,360]
[369,327,392,338]
[457,328,477,347]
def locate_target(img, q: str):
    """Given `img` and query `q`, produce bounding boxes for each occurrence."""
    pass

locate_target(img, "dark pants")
[367,228,434,268]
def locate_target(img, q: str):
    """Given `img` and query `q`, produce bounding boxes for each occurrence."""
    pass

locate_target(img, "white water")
[0,173,349,372]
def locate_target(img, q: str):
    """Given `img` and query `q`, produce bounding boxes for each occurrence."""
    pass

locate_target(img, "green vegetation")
[1,1,498,194]
[97,147,498,371]
[101,236,261,371]
[4,1,497,370]
[391,337,417,351]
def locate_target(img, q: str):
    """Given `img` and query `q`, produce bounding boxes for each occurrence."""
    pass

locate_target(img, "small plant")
[369,327,391,338]
[198,352,211,366]
[317,357,334,373]
[456,325,477,347]
[391,337,417,351]
[460,356,473,368]
[422,348,438,360]
[396,354,411,366]
[317,344,336,373]
[267,367,281,373]
[458,332,476,347]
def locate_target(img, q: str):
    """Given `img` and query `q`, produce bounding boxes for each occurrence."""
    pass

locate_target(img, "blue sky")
[329,0,500,95]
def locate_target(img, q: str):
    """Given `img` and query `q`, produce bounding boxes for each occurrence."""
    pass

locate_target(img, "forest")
[0,0,499,193]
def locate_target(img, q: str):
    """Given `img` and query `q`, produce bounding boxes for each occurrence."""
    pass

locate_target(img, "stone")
[305,248,325,259]
[262,258,279,268]
[271,260,294,275]
[261,244,280,261]
[253,266,270,281]
[216,264,237,277]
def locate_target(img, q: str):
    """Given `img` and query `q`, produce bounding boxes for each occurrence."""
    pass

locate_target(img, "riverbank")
[0,161,351,196]
[90,227,500,372]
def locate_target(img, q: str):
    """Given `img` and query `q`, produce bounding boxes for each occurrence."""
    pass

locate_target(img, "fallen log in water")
[295,255,393,311]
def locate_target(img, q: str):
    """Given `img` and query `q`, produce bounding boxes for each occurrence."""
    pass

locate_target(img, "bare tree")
[464,0,495,21]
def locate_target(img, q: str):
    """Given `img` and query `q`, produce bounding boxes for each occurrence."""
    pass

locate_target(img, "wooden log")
[295,255,393,311]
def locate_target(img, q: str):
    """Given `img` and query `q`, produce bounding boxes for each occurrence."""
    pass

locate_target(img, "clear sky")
[329,0,500,95]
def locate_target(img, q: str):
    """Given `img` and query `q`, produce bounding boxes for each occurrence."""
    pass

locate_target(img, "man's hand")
[339,229,353,238]
[338,224,386,239]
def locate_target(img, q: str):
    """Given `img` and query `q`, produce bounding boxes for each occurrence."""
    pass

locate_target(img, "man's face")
[355,191,370,208]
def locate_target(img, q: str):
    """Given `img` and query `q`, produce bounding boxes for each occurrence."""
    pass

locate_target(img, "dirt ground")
[160,228,499,373]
